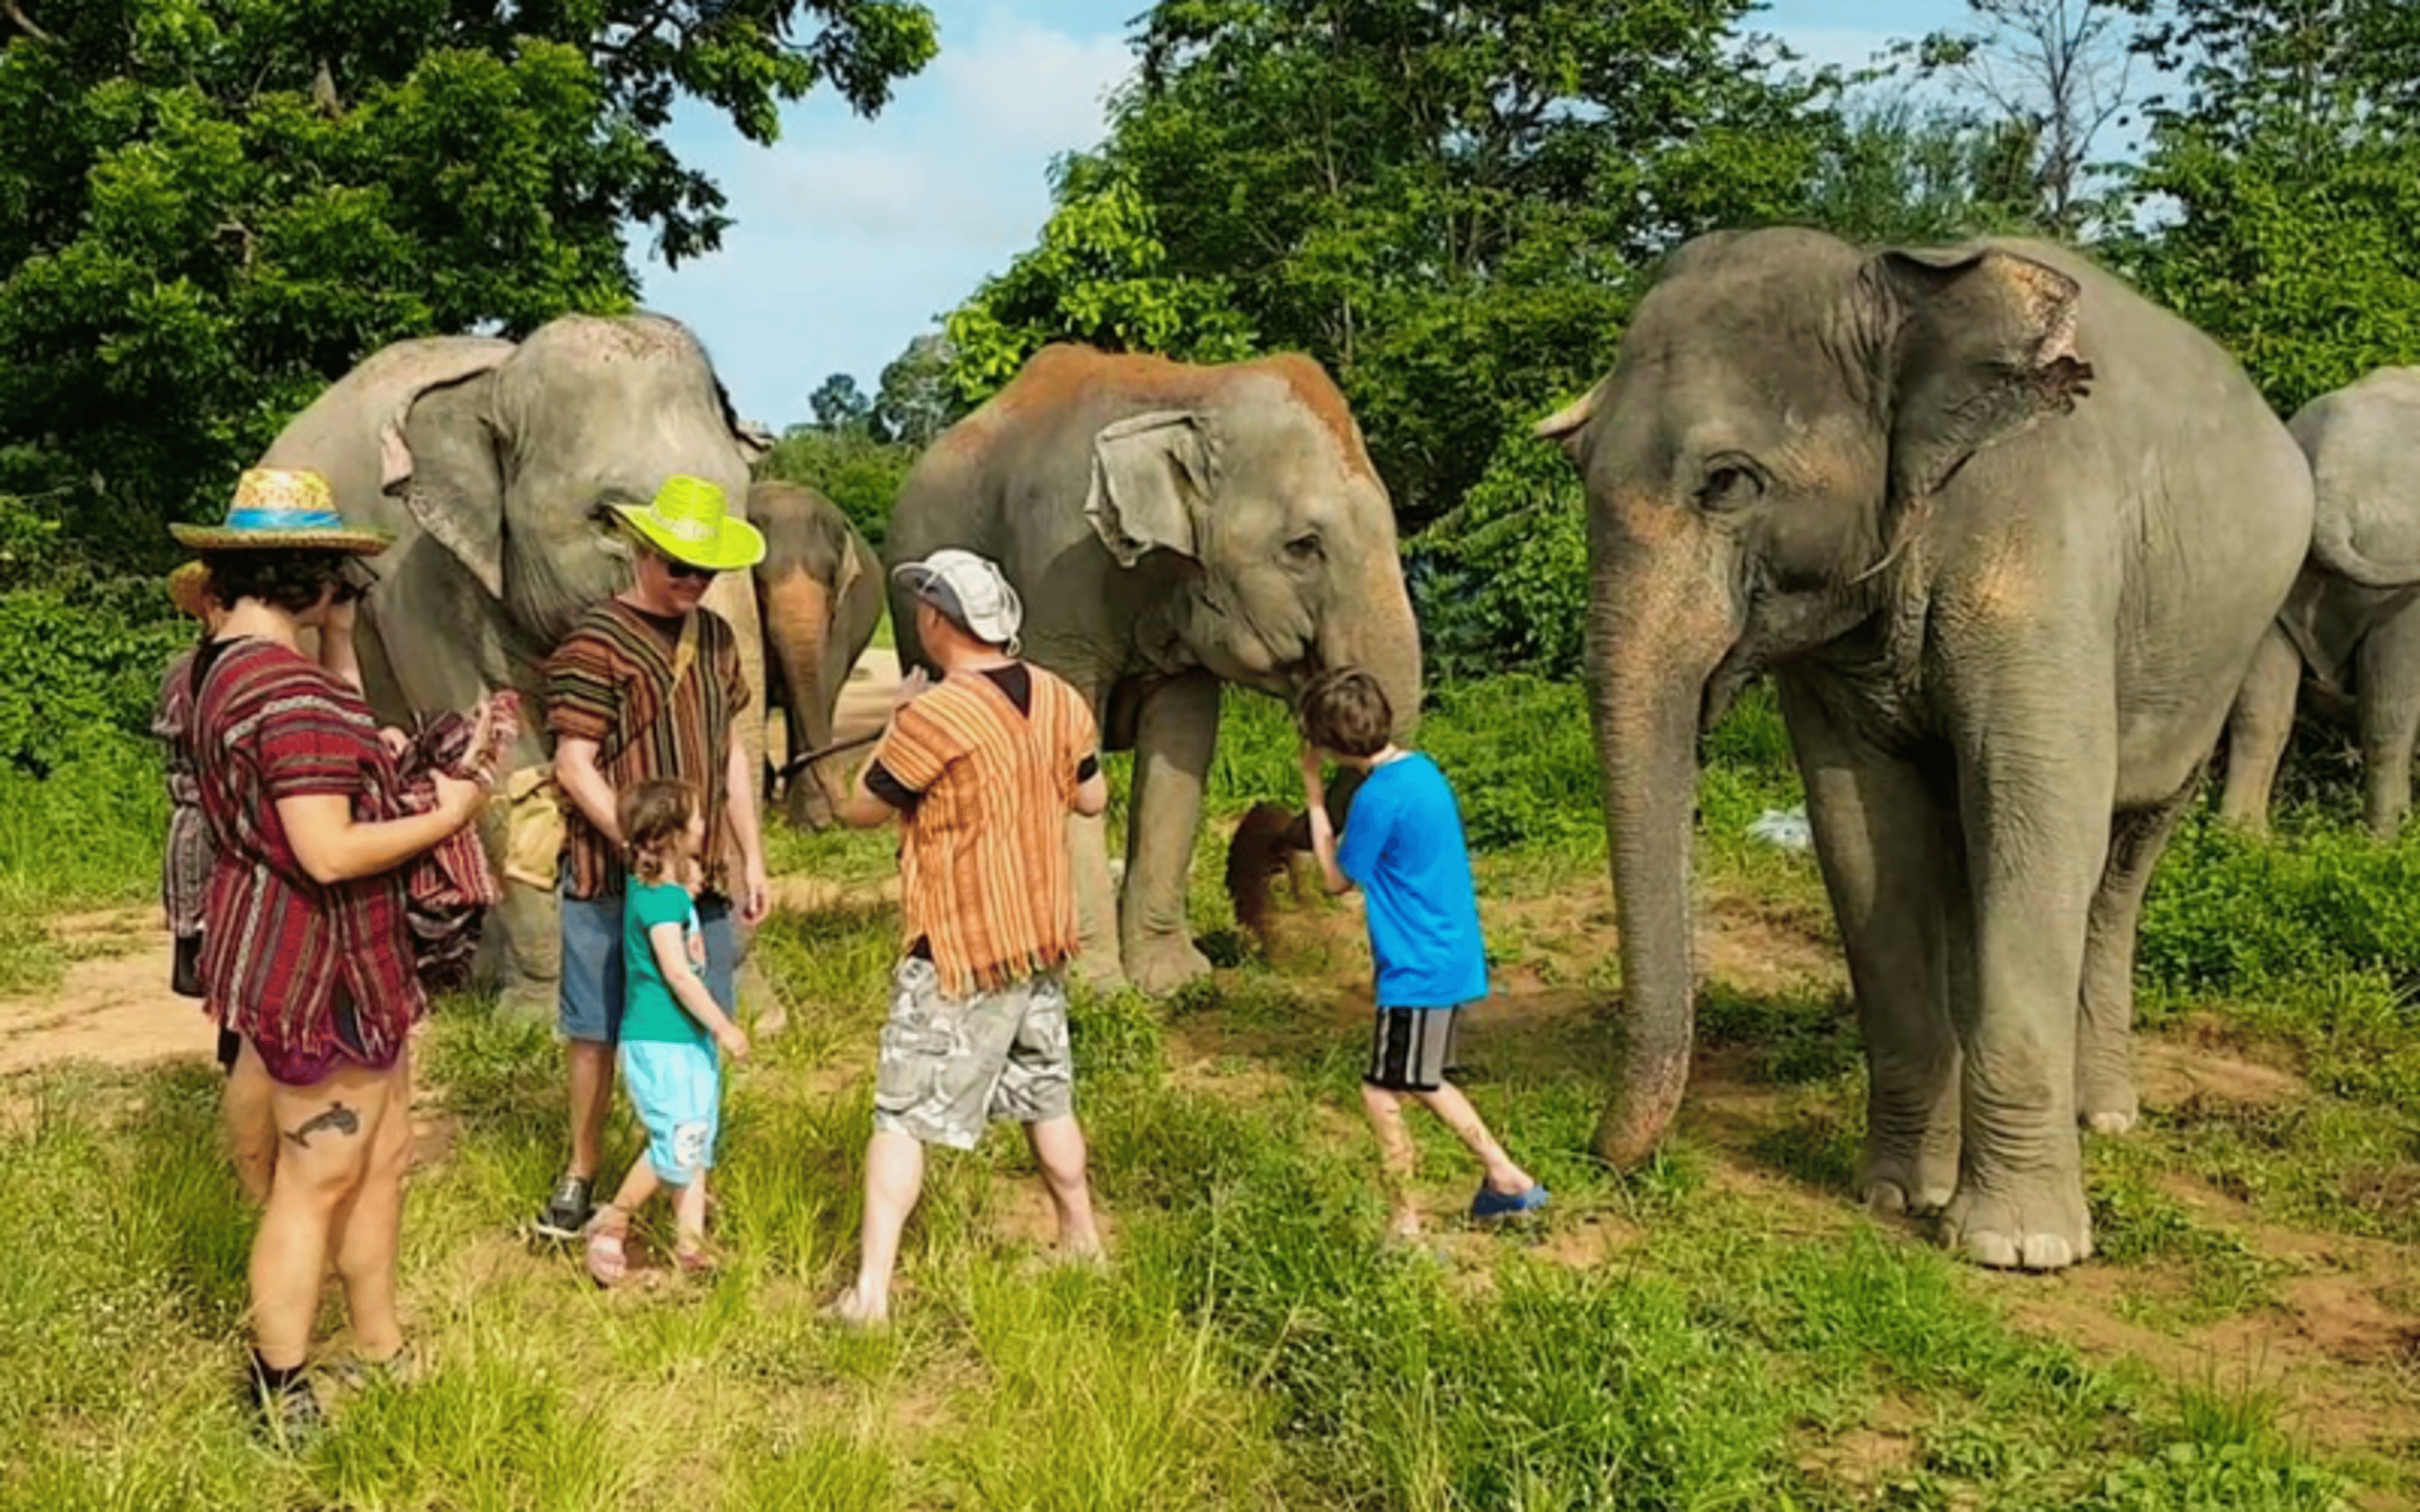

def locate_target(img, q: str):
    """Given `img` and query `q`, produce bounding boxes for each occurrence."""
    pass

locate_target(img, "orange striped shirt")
[875,664,1096,996]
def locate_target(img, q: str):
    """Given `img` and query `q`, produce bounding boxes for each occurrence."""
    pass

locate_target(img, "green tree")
[2110,0,2420,412]
[809,371,874,431]
[945,157,1259,407]
[949,1,1844,528]
[756,426,916,547]
[872,329,960,445]
[0,0,936,566]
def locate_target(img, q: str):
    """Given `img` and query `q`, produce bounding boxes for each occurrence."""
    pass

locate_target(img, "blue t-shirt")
[623,878,712,1049]
[1336,752,1489,1009]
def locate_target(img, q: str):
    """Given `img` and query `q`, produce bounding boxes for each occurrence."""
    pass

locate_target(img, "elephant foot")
[2079,1066,2139,1138]
[1861,1132,1957,1217]
[1124,933,1212,996]
[1940,1177,2092,1272]
[1071,952,1128,994]
[494,981,557,1028]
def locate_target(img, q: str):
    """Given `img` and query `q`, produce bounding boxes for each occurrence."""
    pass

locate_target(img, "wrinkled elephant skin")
[751,479,885,829]
[884,345,1423,995]
[1540,229,2313,1270]
[258,313,772,1011]
[2219,367,2420,839]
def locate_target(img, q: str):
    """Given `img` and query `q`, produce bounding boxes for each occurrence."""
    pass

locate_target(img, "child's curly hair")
[618,778,697,886]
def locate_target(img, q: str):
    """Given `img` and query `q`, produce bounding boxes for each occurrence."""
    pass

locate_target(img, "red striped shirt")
[192,639,424,1074]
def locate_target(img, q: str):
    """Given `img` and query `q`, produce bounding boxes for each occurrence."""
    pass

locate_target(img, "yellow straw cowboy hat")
[169,467,391,555]
[166,561,216,620]
[604,475,765,573]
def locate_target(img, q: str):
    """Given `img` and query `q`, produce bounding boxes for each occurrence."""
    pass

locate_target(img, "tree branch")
[597,0,682,63]
[4,1,55,43]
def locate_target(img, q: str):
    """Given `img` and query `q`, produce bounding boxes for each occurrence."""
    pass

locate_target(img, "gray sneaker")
[534,1175,592,1240]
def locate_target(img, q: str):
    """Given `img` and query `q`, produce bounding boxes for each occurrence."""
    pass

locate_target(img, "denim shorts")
[559,889,736,1044]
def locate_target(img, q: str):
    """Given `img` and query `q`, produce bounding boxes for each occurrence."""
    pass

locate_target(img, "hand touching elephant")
[884,345,1423,995]
[750,479,885,829]
[2220,368,2420,837]
[1538,229,2313,1271]
[256,312,772,1010]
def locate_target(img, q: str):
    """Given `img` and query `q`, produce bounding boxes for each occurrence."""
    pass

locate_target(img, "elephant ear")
[393,376,508,600]
[1869,246,2096,507]
[1086,410,1209,568]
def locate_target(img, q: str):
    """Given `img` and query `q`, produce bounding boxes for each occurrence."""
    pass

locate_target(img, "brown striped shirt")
[873,663,1097,996]
[544,598,749,900]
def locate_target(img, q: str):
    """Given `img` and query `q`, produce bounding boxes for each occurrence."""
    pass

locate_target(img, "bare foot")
[821,1285,887,1331]
[1384,1210,1423,1245]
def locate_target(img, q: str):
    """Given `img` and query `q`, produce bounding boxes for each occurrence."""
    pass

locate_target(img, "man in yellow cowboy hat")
[533,473,772,1242]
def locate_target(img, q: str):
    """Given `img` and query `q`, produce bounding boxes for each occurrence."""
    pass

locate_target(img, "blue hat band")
[225,507,349,531]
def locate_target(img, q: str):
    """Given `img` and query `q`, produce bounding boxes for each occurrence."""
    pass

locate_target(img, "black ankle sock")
[251,1351,306,1396]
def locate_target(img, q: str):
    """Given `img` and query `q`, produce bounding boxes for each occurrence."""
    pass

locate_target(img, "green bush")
[1412,430,1589,682]
[756,427,919,549]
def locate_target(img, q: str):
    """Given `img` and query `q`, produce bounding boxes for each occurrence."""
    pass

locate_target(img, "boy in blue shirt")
[1296,668,1547,1242]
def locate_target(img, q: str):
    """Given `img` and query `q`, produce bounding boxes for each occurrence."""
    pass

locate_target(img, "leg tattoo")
[284,1101,361,1149]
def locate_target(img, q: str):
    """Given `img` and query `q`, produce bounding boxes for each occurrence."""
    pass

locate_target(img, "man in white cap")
[827,547,1109,1326]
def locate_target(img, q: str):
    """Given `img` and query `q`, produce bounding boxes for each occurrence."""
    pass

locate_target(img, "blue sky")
[634,0,2024,427]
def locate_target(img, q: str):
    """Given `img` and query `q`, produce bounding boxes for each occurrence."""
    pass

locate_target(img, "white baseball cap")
[891,547,1024,650]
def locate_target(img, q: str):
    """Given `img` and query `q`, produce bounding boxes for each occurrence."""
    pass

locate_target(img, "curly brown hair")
[618,778,698,886]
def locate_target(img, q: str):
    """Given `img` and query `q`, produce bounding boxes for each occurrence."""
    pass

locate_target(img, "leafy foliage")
[0,0,937,567]
[945,159,1260,407]
[756,425,917,548]
[2111,0,2420,414]
[0,494,187,777]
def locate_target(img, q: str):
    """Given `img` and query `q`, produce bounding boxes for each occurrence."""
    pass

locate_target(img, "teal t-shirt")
[623,878,711,1048]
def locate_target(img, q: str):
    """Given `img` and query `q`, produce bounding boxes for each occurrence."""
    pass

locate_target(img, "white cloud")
[928,13,1131,155]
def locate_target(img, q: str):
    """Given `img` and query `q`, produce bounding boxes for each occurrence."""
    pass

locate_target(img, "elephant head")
[1536,227,2094,1166]
[384,312,774,766]
[1083,356,1424,731]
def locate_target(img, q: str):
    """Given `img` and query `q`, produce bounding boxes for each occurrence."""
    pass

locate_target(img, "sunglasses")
[665,559,718,582]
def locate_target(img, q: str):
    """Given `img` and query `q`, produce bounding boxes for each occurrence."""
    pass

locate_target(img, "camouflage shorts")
[872,957,1073,1150]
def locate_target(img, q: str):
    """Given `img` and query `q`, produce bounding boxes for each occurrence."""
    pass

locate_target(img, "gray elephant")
[883,344,1423,994]
[751,479,884,829]
[2220,367,2420,837]
[256,312,772,1009]
[1536,228,2313,1270]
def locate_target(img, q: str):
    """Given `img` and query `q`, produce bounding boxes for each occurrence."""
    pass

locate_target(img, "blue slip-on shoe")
[1470,1182,1550,1220]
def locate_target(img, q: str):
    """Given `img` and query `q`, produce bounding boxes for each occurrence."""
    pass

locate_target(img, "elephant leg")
[2216,624,2297,837]
[1940,686,2112,1272]
[1121,673,1221,995]
[1778,676,1962,1216]
[2356,606,2420,838]
[2075,775,2197,1137]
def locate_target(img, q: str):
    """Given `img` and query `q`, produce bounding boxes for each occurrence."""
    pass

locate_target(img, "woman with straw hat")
[176,467,496,1441]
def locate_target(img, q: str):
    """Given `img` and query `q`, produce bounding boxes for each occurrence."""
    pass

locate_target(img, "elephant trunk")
[1322,550,1426,740]
[1587,568,1718,1169]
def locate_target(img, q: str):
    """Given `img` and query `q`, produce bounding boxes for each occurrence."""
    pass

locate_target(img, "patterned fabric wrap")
[192,640,425,1079]
[390,690,519,993]
[544,601,749,900]
[872,665,1097,997]
[152,644,213,940]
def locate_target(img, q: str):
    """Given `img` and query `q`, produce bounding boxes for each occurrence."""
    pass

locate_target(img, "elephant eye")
[1286,532,1323,561]
[1695,456,1765,512]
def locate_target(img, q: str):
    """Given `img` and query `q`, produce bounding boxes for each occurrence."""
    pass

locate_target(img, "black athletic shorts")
[1363,1006,1461,1093]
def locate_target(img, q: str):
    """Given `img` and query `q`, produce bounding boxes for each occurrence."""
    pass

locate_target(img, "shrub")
[1411,429,1588,682]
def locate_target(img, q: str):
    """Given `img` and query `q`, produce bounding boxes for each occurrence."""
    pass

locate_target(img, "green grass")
[6,676,2420,1505]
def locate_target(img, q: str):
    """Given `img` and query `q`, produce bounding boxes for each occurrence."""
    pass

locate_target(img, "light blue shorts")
[618,1039,721,1185]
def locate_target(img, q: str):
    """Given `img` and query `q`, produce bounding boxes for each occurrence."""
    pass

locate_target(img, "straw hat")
[168,467,391,555]
[167,561,215,620]
[604,475,765,573]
